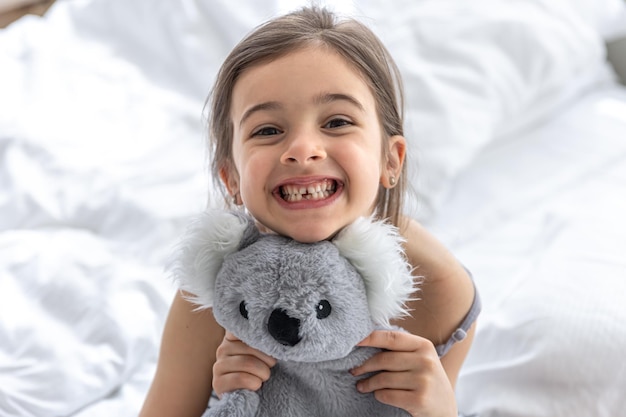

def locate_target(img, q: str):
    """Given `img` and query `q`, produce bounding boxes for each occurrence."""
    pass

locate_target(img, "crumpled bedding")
[433,86,626,416]
[1,0,625,416]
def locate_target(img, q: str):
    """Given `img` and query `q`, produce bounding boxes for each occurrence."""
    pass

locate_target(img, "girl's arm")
[399,217,476,387]
[139,291,224,417]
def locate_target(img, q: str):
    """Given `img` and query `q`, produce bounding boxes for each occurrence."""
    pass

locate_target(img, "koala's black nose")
[268,308,301,346]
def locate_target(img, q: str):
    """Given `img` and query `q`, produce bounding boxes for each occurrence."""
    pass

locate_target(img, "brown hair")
[207,6,407,227]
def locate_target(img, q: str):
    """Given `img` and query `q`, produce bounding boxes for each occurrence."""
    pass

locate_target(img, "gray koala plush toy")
[171,209,416,417]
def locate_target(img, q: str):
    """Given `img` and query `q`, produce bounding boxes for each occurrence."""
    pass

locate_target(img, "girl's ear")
[219,163,243,205]
[332,216,416,326]
[168,209,255,308]
[381,135,406,188]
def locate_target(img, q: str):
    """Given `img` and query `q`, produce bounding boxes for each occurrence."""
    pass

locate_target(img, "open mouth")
[279,179,337,202]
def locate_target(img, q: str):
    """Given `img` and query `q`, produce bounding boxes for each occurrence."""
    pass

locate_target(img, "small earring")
[389,176,396,187]
[232,192,242,205]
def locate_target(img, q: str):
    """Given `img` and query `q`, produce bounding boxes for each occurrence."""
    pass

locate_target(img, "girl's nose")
[280,132,327,165]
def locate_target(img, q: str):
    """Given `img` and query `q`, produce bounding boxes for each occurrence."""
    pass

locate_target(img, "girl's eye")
[324,118,352,129]
[252,126,282,137]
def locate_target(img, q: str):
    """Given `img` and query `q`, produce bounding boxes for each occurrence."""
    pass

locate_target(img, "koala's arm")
[140,291,224,417]
[395,217,476,388]
[206,390,260,417]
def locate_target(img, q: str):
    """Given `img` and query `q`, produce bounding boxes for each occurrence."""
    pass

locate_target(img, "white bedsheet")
[1,1,625,416]
[436,86,626,416]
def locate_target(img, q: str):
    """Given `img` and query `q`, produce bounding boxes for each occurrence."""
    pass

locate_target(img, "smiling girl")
[141,6,478,417]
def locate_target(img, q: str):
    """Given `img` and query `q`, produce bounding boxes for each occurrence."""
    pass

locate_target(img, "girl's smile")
[274,177,340,205]
[223,46,404,243]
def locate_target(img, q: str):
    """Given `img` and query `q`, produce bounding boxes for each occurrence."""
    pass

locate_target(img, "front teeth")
[281,180,336,202]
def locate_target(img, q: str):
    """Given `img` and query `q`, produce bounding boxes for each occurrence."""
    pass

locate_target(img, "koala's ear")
[332,216,417,326]
[167,209,259,308]
[237,212,261,250]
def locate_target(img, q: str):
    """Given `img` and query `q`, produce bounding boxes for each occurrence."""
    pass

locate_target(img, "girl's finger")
[355,370,415,393]
[372,388,424,412]
[219,333,277,367]
[224,330,241,341]
[214,354,274,381]
[214,370,266,397]
[357,330,427,352]
[350,351,417,376]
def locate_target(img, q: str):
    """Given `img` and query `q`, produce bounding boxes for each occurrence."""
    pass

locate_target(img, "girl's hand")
[350,330,457,417]
[212,331,277,398]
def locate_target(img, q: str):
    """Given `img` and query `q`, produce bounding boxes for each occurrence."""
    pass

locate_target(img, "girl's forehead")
[244,44,355,76]
[231,46,376,113]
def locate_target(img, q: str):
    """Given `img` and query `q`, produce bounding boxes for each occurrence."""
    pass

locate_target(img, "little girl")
[141,6,478,417]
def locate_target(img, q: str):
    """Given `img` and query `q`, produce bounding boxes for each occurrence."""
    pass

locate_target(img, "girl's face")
[222,46,405,243]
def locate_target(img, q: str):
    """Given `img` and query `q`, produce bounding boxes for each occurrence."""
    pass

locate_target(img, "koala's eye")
[316,300,332,319]
[239,301,249,320]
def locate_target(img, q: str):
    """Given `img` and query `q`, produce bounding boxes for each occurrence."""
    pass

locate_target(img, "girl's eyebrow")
[314,92,365,111]
[239,101,282,127]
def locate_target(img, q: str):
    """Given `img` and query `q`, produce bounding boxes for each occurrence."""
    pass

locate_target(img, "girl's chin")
[281,228,336,243]
[271,221,342,243]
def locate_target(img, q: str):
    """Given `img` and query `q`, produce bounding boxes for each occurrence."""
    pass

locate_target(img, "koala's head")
[171,210,416,362]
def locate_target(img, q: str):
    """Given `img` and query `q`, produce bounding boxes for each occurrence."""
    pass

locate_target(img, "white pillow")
[40,0,264,103]
[565,0,626,41]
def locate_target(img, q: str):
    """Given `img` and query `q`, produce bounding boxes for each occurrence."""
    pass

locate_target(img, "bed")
[1,0,625,416]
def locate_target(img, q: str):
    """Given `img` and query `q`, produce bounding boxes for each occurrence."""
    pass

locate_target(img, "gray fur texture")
[173,210,414,417]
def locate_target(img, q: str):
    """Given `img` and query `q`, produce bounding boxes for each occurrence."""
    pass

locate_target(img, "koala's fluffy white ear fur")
[168,209,254,308]
[333,217,417,326]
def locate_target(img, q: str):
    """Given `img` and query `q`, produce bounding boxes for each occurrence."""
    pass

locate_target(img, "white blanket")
[1,1,625,416]
[438,86,626,416]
